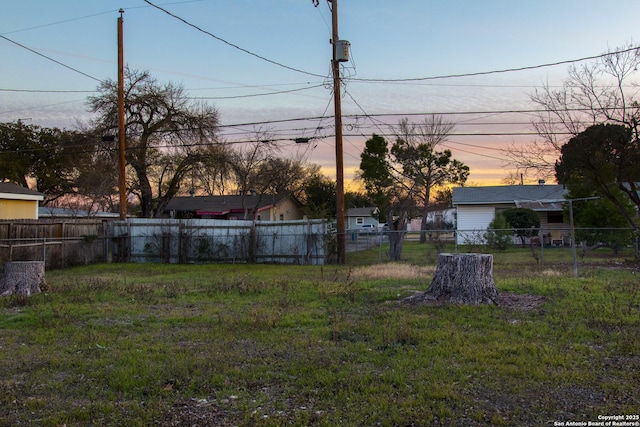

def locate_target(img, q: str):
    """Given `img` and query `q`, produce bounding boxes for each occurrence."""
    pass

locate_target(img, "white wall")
[455,205,496,244]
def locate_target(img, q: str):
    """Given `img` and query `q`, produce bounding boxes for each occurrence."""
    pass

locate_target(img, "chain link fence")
[349,227,639,274]
[1,219,638,273]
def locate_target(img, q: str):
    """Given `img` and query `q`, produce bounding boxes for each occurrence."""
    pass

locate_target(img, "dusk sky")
[2,0,640,188]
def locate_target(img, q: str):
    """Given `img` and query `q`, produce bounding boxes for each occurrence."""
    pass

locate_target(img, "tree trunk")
[408,253,498,305]
[419,214,428,244]
[0,261,46,297]
[387,211,407,261]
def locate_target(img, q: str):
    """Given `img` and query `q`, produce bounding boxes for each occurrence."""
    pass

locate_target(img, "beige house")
[0,182,45,220]
[165,193,302,221]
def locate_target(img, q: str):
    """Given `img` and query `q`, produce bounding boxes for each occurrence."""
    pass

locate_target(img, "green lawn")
[1,244,638,426]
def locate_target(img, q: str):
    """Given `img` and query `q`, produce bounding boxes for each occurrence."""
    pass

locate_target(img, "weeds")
[0,260,638,425]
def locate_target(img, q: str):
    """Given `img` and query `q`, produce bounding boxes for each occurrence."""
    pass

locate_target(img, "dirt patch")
[496,291,546,310]
[158,398,235,427]
[402,290,545,310]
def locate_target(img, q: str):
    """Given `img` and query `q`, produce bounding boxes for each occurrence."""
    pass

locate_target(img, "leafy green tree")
[299,172,336,219]
[563,183,635,254]
[344,192,373,210]
[359,134,407,261]
[359,123,469,261]
[556,123,640,228]
[0,121,95,204]
[502,208,540,247]
[392,117,469,243]
[484,213,512,251]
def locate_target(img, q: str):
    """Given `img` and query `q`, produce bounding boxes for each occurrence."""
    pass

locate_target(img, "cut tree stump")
[407,253,498,305]
[0,261,46,297]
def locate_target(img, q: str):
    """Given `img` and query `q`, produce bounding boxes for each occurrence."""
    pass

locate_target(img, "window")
[547,212,564,223]
[356,217,364,225]
[279,213,284,221]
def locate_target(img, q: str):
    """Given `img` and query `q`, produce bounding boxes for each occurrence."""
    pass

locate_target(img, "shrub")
[484,213,512,251]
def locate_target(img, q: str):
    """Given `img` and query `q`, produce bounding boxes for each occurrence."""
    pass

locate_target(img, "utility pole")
[330,0,346,264]
[117,9,127,220]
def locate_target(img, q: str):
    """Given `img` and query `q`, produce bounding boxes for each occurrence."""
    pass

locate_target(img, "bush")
[503,208,540,247]
[484,213,512,251]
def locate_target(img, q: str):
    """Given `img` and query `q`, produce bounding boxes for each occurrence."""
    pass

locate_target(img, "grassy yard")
[1,243,639,426]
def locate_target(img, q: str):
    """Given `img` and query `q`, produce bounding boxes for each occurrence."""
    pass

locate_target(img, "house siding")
[0,199,40,220]
[262,198,301,221]
[456,205,496,244]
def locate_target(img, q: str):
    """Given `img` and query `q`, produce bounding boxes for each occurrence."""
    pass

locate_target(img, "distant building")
[164,193,302,221]
[38,207,120,219]
[453,184,568,245]
[345,207,380,230]
[0,182,45,220]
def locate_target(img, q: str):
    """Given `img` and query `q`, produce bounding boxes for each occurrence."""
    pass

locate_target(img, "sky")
[2,0,640,189]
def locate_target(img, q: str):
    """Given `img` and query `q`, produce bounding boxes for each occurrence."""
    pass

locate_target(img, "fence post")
[539,228,544,265]
[42,236,47,269]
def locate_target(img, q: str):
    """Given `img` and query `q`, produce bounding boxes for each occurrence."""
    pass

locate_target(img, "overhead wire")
[187,83,326,100]
[347,45,640,83]
[142,0,326,79]
[0,34,103,83]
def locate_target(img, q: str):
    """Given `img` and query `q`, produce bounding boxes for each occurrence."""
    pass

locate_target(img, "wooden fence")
[0,219,106,269]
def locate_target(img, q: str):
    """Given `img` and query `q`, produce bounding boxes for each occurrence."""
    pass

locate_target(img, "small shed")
[0,182,45,220]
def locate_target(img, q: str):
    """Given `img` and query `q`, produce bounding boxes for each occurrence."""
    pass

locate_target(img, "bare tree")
[88,68,221,217]
[504,42,640,179]
[225,129,309,219]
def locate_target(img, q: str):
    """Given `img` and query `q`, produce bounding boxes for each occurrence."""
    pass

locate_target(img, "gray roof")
[0,182,44,198]
[38,207,120,218]
[165,194,293,214]
[346,207,378,217]
[453,185,567,205]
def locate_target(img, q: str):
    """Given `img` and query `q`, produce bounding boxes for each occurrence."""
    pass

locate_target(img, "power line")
[142,0,326,79]
[0,88,96,93]
[188,84,326,100]
[0,1,205,36]
[0,99,86,115]
[0,34,103,83]
[217,107,606,129]
[348,45,640,83]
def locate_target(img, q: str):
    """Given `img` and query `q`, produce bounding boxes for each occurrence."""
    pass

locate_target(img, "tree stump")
[409,253,498,305]
[0,261,46,297]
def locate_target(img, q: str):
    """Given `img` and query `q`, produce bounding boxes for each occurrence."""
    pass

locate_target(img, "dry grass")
[350,263,435,281]
[540,268,565,277]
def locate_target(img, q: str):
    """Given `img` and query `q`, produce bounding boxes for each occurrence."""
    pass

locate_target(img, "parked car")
[359,224,377,235]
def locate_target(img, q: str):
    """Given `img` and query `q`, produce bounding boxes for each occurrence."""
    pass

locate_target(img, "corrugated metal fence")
[0,218,329,269]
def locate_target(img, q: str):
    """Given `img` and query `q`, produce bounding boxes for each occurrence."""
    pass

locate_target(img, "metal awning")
[514,200,564,211]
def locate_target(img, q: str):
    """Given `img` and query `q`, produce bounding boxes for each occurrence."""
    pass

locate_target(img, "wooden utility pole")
[117,9,127,219]
[330,0,346,264]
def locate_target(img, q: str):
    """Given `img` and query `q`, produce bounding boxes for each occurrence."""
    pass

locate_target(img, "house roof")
[38,207,120,218]
[346,207,378,217]
[453,185,567,206]
[165,193,295,215]
[0,182,45,201]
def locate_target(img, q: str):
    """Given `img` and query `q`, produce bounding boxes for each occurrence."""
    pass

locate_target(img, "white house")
[452,184,568,245]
